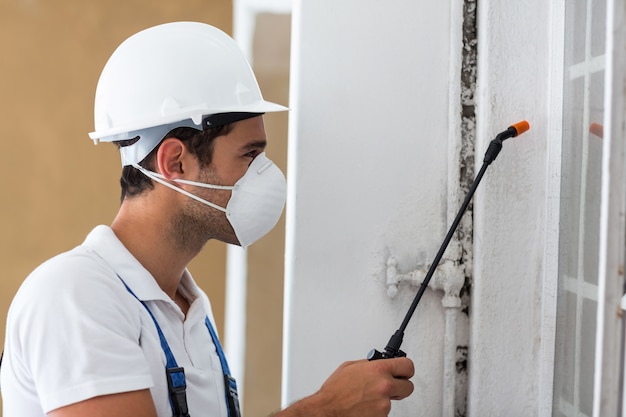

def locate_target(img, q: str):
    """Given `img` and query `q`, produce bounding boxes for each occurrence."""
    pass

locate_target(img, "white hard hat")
[88,22,288,166]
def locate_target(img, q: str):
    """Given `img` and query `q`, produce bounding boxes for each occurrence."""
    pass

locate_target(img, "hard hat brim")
[89,101,288,142]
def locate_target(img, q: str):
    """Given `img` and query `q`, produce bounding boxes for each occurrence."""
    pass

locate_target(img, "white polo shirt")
[1,225,229,417]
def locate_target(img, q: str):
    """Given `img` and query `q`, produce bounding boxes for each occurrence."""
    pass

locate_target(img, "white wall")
[282,0,626,414]
[284,0,455,415]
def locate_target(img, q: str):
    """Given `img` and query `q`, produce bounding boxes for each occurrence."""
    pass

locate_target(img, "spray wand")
[368,120,530,361]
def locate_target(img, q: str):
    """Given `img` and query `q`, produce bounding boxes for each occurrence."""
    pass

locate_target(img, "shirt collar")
[82,225,170,302]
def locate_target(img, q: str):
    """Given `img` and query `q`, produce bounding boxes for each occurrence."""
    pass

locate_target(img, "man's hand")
[276,357,415,417]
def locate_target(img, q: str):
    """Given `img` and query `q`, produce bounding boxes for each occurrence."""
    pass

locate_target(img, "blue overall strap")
[204,317,231,375]
[119,278,190,417]
[205,317,241,417]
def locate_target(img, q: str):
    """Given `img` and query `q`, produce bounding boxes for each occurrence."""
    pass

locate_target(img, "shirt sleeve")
[8,248,155,413]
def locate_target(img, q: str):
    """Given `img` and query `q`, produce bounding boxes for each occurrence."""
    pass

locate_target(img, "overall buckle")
[167,367,190,417]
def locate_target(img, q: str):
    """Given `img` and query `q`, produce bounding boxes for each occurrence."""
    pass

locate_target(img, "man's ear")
[155,138,187,179]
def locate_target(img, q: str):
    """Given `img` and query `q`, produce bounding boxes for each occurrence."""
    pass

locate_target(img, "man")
[1,22,414,417]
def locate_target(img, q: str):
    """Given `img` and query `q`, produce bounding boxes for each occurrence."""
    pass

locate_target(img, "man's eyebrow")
[241,140,267,151]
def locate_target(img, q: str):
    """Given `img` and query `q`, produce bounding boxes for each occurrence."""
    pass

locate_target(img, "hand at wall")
[276,357,415,417]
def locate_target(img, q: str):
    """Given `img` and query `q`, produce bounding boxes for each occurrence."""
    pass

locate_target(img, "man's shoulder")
[28,243,114,286]
[9,241,126,319]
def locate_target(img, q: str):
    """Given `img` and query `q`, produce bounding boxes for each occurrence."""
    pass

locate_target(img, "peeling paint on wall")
[456,345,468,416]
[456,0,477,416]
[459,0,477,288]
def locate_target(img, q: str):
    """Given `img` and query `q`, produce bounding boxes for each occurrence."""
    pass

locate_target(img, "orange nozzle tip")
[512,120,530,136]
[589,122,604,138]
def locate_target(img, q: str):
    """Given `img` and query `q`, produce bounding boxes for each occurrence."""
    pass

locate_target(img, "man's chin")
[211,235,241,247]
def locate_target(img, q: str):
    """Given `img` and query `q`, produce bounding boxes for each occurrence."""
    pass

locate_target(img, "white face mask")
[133,152,286,248]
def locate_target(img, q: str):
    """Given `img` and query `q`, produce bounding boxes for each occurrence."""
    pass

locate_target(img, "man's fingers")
[383,357,415,379]
[390,377,414,400]
[364,357,415,400]
[387,358,414,399]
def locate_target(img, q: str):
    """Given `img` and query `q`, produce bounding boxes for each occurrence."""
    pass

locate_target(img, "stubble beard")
[169,199,239,253]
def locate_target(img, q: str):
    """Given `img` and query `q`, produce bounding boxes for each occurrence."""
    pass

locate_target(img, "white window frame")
[592,0,626,415]
[544,0,626,416]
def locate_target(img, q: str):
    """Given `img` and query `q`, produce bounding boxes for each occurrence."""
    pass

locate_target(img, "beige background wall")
[0,2,288,416]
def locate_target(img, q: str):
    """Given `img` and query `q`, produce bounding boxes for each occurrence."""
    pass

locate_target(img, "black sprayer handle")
[368,121,530,361]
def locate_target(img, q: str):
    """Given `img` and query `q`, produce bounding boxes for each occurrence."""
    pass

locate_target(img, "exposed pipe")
[385,247,464,417]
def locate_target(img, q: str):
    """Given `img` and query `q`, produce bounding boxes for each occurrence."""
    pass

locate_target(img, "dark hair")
[116,124,233,202]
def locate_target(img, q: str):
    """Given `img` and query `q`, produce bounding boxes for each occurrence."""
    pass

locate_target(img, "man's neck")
[111,198,199,300]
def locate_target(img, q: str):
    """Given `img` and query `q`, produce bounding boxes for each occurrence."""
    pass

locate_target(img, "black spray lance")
[368,120,530,361]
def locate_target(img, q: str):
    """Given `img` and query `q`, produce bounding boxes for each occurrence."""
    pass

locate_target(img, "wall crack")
[456,0,477,416]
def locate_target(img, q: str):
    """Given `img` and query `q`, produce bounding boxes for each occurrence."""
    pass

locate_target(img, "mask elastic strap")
[132,164,230,214]
[171,177,236,190]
